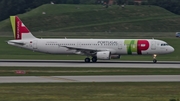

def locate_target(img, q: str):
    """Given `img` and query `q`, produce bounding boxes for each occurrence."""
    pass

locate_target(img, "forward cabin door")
[151,41,156,50]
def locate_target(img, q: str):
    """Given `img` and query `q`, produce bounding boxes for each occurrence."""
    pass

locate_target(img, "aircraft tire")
[153,59,157,63]
[85,58,90,63]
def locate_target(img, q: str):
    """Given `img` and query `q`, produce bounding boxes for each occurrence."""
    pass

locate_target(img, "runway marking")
[1,75,180,83]
[40,76,78,82]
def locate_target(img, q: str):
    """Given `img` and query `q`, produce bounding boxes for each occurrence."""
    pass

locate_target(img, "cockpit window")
[161,43,169,46]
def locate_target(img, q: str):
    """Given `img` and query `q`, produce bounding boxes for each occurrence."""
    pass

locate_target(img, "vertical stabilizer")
[10,16,37,40]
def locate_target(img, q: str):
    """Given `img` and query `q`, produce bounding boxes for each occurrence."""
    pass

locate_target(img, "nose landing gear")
[153,54,157,63]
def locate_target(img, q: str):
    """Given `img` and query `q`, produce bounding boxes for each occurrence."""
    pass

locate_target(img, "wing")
[60,45,108,55]
[62,46,97,51]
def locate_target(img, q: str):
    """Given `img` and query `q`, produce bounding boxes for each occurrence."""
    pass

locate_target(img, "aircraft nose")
[169,46,174,53]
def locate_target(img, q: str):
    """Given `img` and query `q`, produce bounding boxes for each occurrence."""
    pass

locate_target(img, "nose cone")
[169,46,174,53]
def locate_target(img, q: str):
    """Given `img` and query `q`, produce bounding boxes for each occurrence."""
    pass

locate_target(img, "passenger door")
[151,41,156,50]
[33,40,38,49]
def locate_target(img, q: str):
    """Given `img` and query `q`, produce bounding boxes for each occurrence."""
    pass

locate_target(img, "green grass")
[0,4,180,32]
[0,83,180,101]
[1,67,180,76]
[65,17,180,32]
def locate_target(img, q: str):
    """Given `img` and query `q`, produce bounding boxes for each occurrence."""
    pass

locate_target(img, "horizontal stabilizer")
[7,40,25,45]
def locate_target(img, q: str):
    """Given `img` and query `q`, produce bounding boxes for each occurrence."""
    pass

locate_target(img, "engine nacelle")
[96,51,111,60]
[111,55,121,59]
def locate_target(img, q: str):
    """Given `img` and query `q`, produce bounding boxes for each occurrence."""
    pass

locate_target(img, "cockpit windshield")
[161,43,169,46]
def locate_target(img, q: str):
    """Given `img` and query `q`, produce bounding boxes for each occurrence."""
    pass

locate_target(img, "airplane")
[7,16,174,63]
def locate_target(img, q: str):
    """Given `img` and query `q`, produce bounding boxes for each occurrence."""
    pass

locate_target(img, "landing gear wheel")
[84,58,90,63]
[92,57,97,63]
[153,54,157,63]
[153,59,157,63]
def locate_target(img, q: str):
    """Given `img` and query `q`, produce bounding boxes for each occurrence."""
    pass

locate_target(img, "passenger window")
[141,44,145,47]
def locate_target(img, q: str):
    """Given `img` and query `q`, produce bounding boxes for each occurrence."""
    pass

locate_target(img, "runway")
[0,59,180,68]
[0,60,180,83]
[0,75,180,83]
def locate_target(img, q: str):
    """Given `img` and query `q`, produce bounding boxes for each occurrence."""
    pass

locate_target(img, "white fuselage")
[8,38,174,55]
[8,16,175,63]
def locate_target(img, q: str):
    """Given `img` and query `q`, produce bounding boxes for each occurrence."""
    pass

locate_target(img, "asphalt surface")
[0,75,180,83]
[0,60,180,83]
[0,59,180,68]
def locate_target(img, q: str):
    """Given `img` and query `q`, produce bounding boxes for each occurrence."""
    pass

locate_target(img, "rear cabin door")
[33,40,37,49]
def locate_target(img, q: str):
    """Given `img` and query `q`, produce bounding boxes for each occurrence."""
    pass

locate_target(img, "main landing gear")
[84,57,90,63]
[153,54,157,63]
[84,57,97,63]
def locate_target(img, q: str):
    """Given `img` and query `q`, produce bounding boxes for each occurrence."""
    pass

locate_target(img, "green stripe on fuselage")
[124,40,137,54]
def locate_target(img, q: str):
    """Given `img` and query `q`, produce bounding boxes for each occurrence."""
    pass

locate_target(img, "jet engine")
[96,51,111,60]
[110,55,121,59]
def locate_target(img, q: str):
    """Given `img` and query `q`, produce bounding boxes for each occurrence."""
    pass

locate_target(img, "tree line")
[0,0,180,21]
[148,0,180,15]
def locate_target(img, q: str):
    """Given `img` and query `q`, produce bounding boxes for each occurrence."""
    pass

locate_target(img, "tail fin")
[10,16,37,40]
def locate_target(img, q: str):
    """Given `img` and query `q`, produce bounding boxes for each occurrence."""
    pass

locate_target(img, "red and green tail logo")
[10,16,30,40]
